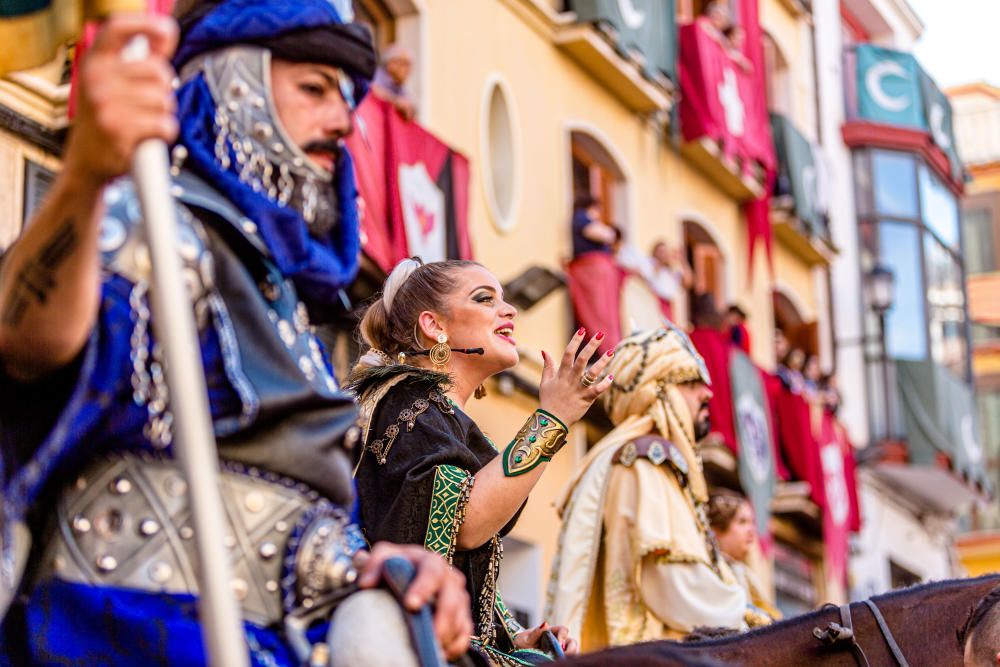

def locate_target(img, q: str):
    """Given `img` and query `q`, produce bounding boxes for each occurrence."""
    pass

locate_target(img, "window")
[964,207,997,275]
[684,220,726,319]
[924,233,967,377]
[570,130,628,228]
[482,79,519,232]
[353,0,395,52]
[889,561,921,589]
[973,324,1000,345]
[877,222,927,360]
[919,166,960,252]
[23,160,55,224]
[871,151,918,219]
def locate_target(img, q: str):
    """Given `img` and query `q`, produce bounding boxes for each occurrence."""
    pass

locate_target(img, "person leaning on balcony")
[697,0,733,44]
[568,195,624,354]
[546,326,769,650]
[722,25,753,73]
[349,257,618,664]
[372,42,417,120]
[707,489,781,624]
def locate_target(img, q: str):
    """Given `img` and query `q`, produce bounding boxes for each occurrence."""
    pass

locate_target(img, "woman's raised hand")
[538,328,614,427]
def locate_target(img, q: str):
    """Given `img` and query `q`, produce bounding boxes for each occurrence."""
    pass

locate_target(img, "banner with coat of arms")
[729,351,776,544]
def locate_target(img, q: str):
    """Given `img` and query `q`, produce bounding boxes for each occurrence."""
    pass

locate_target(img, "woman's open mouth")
[494,325,516,346]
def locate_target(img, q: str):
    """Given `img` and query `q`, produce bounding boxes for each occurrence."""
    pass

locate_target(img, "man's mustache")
[302,139,344,159]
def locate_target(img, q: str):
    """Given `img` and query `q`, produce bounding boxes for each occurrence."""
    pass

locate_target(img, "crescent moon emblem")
[929,103,951,149]
[865,60,911,113]
[617,0,646,29]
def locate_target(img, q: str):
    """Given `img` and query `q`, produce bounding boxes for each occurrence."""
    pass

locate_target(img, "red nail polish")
[577,327,586,336]
[606,349,614,357]
[596,331,605,340]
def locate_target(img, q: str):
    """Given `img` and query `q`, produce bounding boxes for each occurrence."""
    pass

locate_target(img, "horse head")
[958,582,1000,667]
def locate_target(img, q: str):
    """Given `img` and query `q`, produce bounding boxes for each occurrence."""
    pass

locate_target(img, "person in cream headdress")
[545,325,767,650]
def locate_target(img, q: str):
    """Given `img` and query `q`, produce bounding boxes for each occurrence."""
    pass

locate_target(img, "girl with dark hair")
[350,258,614,664]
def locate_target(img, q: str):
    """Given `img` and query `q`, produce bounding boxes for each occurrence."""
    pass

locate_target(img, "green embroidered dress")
[351,367,550,666]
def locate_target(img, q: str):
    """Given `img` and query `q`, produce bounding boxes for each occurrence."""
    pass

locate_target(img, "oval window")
[482,78,518,232]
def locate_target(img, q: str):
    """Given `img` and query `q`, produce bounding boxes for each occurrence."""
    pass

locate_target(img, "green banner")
[855,44,961,180]
[568,0,677,81]
[771,113,822,235]
[730,351,776,538]
[896,360,991,493]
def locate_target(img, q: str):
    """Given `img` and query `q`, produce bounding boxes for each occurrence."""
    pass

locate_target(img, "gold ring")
[581,373,597,387]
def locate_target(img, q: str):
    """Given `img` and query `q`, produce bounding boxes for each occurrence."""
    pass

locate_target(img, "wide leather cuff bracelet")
[502,409,568,477]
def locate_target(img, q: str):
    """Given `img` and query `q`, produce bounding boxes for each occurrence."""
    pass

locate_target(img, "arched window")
[773,288,817,359]
[482,78,519,233]
[683,219,727,321]
[570,130,628,229]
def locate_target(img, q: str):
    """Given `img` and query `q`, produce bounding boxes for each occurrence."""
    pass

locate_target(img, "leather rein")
[812,600,910,667]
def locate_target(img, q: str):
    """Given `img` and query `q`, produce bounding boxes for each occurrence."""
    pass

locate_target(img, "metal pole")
[125,38,249,667]
[878,311,892,440]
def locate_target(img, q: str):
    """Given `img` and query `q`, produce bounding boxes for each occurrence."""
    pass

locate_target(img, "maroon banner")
[690,327,736,452]
[761,371,791,481]
[772,385,825,508]
[678,1,776,274]
[567,252,624,355]
[346,96,473,273]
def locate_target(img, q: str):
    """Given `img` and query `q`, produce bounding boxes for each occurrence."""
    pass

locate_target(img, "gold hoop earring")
[429,333,451,369]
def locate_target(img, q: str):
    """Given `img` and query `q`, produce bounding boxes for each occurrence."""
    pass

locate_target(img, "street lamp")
[865,264,895,440]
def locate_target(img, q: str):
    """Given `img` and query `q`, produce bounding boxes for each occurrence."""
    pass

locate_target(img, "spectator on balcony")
[707,490,781,624]
[725,303,751,355]
[803,354,823,403]
[618,240,692,322]
[777,347,807,395]
[567,195,624,354]
[372,42,417,120]
[697,1,733,45]
[722,25,753,73]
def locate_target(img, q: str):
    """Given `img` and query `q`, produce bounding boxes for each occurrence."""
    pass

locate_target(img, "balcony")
[555,0,675,114]
[842,43,963,193]
[677,22,769,201]
[769,112,836,265]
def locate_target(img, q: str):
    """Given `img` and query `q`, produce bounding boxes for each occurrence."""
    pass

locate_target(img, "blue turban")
[172,0,376,321]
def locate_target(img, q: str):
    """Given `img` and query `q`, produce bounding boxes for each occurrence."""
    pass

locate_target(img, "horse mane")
[957,582,1000,650]
[682,573,1000,649]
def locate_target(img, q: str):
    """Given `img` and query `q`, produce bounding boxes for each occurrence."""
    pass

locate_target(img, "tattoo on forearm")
[1,220,78,327]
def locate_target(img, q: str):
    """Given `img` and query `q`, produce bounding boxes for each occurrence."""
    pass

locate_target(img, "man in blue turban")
[0,2,473,664]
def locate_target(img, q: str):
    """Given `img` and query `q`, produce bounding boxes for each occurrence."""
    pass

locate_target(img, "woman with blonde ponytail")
[349,258,612,664]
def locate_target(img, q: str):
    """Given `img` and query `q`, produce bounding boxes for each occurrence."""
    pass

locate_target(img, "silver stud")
[170,185,185,197]
[265,580,278,593]
[165,476,187,497]
[180,526,194,540]
[302,597,314,609]
[75,477,88,491]
[139,519,160,537]
[245,491,265,514]
[298,356,315,380]
[292,157,304,168]
[259,542,278,560]
[275,521,288,533]
[96,555,118,573]
[253,96,265,109]
[229,80,249,99]
[253,122,273,140]
[149,561,173,584]
[278,320,296,348]
[227,100,239,113]
[317,525,331,539]
[72,515,92,534]
[232,578,249,601]
[241,219,258,235]
[110,477,132,495]
[345,568,358,584]
[272,143,285,154]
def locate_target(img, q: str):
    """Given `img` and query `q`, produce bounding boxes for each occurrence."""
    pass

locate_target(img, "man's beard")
[694,408,711,441]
